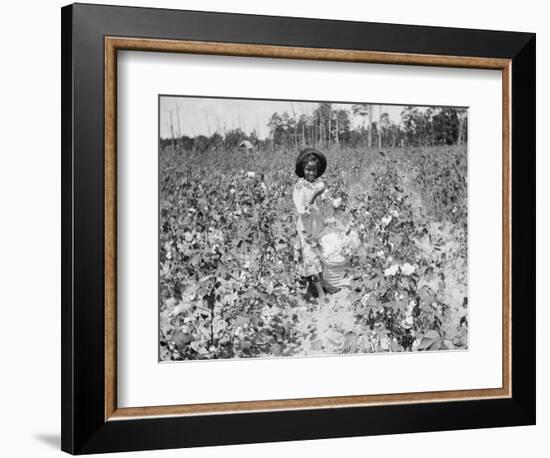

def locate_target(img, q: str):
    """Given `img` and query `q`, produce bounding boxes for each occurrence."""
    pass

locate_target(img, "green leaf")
[390,339,403,352]
[418,337,435,350]
[424,330,440,339]
[234,315,249,328]
[270,343,283,356]
[172,330,194,350]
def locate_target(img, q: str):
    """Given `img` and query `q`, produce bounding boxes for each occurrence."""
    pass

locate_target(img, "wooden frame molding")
[104,36,512,421]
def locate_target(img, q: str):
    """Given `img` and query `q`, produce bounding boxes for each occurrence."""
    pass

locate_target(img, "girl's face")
[304,160,318,182]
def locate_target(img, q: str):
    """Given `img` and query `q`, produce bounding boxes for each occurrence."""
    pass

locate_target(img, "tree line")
[161,104,467,153]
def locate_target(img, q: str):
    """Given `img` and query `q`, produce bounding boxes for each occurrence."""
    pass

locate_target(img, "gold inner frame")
[104,37,512,421]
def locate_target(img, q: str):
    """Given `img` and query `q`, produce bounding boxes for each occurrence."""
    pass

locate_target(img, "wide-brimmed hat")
[295,148,327,178]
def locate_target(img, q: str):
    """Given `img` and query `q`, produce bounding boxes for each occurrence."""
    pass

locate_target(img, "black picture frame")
[61,3,535,454]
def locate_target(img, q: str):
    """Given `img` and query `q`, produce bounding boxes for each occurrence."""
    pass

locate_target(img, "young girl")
[293,148,331,300]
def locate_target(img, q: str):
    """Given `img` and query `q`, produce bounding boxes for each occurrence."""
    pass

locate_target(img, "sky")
[159,96,414,140]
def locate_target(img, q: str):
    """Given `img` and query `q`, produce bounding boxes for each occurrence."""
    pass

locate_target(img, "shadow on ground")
[34,433,60,450]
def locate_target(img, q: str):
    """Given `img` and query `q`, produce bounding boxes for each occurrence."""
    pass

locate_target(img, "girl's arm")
[294,184,316,236]
[308,182,326,205]
[317,185,342,209]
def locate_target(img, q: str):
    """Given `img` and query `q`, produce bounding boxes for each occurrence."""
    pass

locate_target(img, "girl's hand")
[310,183,326,204]
[314,181,326,197]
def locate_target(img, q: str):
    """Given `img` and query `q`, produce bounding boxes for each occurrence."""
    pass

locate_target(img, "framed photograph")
[61,3,536,454]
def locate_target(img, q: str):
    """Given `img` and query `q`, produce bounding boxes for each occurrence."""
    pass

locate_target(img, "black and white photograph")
[159,96,469,361]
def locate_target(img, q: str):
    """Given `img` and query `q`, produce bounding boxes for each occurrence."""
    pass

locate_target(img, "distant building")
[237,140,254,153]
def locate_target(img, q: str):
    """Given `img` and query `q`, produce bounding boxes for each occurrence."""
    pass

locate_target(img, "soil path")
[288,157,379,356]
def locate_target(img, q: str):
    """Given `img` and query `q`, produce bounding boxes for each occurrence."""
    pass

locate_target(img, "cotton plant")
[160,145,467,360]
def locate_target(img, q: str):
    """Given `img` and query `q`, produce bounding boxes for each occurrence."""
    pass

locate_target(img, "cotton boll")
[380,336,391,351]
[319,232,343,258]
[401,263,416,276]
[402,316,414,329]
[384,264,399,276]
[381,215,392,226]
[407,299,416,313]
[314,181,326,192]
[347,230,361,249]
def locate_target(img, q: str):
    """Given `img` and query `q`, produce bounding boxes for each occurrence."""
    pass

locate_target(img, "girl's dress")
[293,178,361,286]
[293,178,325,277]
